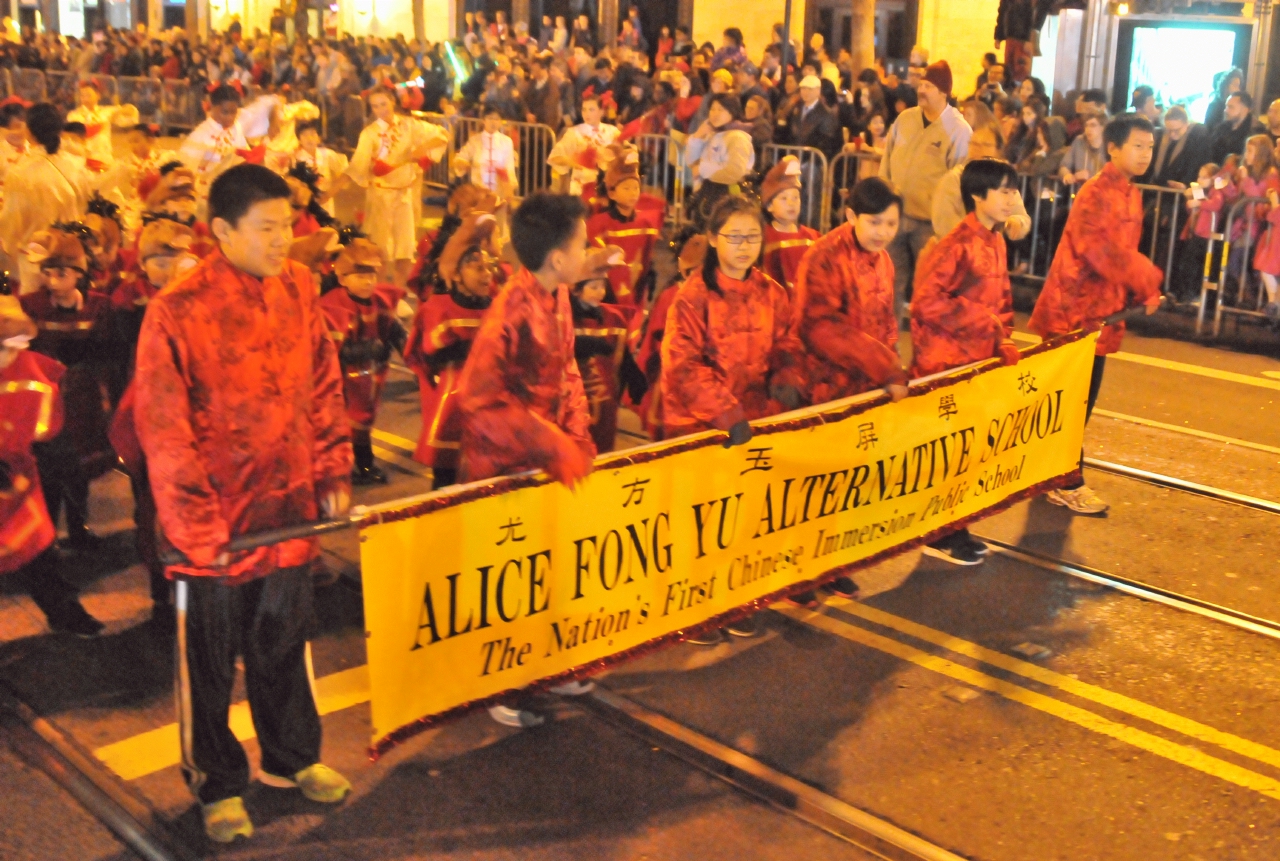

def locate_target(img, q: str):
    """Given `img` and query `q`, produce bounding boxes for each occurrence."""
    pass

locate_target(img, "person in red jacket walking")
[0,296,103,635]
[319,237,407,485]
[134,164,354,844]
[405,212,499,488]
[570,270,647,453]
[661,194,805,640]
[911,159,1023,564]
[761,155,819,293]
[586,144,663,308]
[1029,114,1164,515]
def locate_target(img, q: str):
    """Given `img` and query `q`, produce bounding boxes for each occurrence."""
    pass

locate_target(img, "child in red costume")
[408,183,502,299]
[635,232,706,439]
[910,159,1023,565]
[455,192,615,729]
[406,212,499,488]
[133,165,353,843]
[20,226,116,551]
[319,237,407,485]
[1029,114,1164,515]
[586,143,663,308]
[570,271,647,453]
[285,161,336,239]
[660,195,804,641]
[760,155,819,293]
[0,296,103,635]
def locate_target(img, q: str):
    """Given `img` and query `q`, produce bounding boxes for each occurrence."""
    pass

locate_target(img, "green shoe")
[259,763,351,803]
[202,796,253,843]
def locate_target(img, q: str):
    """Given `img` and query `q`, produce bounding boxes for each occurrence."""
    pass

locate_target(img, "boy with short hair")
[570,270,646,454]
[547,95,620,196]
[292,119,349,218]
[585,143,662,307]
[1029,113,1163,515]
[910,159,1023,565]
[67,78,139,173]
[134,164,353,843]
[760,155,819,293]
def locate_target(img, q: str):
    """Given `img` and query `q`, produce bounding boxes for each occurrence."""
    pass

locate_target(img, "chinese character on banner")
[621,478,651,507]
[938,394,958,420]
[740,447,774,475]
[1018,372,1039,395]
[496,517,526,545]
[857,422,878,450]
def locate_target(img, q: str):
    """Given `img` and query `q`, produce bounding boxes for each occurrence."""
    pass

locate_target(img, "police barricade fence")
[446,115,557,199]
[116,76,163,125]
[825,149,882,230]
[161,78,203,131]
[758,143,827,231]
[634,133,685,227]
[10,67,45,103]
[1202,195,1270,339]
[412,110,454,190]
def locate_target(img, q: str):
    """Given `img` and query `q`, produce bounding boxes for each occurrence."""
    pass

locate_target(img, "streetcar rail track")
[1083,457,1280,516]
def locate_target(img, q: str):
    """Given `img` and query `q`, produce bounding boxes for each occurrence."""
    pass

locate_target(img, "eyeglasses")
[718,233,763,246]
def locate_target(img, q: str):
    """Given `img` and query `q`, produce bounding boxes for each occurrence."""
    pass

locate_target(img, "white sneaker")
[1045,485,1109,515]
[488,704,545,728]
[548,679,595,696]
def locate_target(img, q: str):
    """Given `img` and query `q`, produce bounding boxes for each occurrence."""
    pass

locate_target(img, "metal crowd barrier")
[116,76,163,125]
[414,110,454,190]
[825,149,881,229]
[445,115,557,199]
[1201,195,1270,339]
[10,67,45,102]
[758,143,827,231]
[634,133,685,226]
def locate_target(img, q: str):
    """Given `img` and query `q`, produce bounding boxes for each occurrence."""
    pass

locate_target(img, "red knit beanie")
[923,60,952,96]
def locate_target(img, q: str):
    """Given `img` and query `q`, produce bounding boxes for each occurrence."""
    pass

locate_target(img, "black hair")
[208,163,291,228]
[287,161,336,228]
[857,68,879,86]
[208,84,242,106]
[708,92,743,122]
[0,102,25,129]
[701,195,764,295]
[593,57,612,70]
[128,122,156,136]
[846,176,903,217]
[86,193,123,232]
[510,192,587,272]
[158,159,185,176]
[1131,85,1155,110]
[983,51,997,65]
[723,27,743,48]
[63,121,86,136]
[1080,88,1107,107]
[1103,112,1154,151]
[960,159,1018,213]
[25,102,62,154]
[1229,90,1254,110]
[481,104,502,117]
[296,118,322,136]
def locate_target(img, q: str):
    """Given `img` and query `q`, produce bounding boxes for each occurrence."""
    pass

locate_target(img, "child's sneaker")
[1045,485,1109,515]
[259,763,351,803]
[202,796,253,843]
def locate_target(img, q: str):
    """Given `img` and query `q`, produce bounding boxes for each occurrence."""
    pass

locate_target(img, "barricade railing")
[116,76,163,125]
[635,133,686,227]
[414,110,454,190]
[10,67,46,102]
[825,149,881,230]
[0,68,11,101]
[1204,195,1269,338]
[161,78,202,131]
[445,116,557,199]
[45,70,80,115]
[759,143,827,230]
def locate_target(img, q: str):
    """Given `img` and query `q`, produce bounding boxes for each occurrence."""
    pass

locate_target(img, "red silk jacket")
[635,284,678,438]
[0,350,64,574]
[660,268,803,437]
[910,213,1013,377]
[762,223,819,294]
[319,284,406,432]
[586,206,664,307]
[1028,162,1163,355]
[792,222,905,404]
[404,290,490,469]
[456,268,595,482]
[134,252,352,581]
[572,298,645,454]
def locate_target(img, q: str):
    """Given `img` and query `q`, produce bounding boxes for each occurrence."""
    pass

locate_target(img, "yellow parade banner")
[359,333,1098,752]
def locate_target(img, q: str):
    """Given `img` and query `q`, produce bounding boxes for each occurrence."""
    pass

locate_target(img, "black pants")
[1064,355,1107,490]
[33,434,90,537]
[432,467,457,490]
[14,546,79,619]
[128,469,168,607]
[175,566,321,804]
[352,431,374,471]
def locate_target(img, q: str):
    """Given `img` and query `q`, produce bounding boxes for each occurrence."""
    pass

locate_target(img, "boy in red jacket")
[761,155,819,293]
[586,144,663,308]
[911,159,1022,564]
[1029,114,1163,515]
[134,165,353,843]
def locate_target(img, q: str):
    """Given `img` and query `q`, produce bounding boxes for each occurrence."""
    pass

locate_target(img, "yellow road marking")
[826,598,1280,772]
[371,428,419,453]
[778,606,1280,800]
[371,444,430,477]
[1011,331,1280,391]
[95,666,371,781]
[1092,409,1280,457]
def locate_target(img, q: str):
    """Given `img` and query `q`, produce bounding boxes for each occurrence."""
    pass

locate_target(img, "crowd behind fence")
[4,64,1253,342]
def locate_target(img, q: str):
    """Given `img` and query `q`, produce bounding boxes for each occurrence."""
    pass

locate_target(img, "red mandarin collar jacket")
[762,223,820,294]
[792,222,905,403]
[133,251,352,581]
[910,213,1014,377]
[586,205,664,308]
[660,267,804,436]
[0,350,64,575]
[1029,162,1163,355]
[456,268,595,482]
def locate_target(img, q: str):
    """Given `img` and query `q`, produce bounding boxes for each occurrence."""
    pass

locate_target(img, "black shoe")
[725,615,760,638]
[823,576,860,599]
[684,627,725,646]
[963,534,990,556]
[787,590,820,609]
[351,465,388,486]
[921,540,984,566]
[64,528,104,551]
[45,601,105,637]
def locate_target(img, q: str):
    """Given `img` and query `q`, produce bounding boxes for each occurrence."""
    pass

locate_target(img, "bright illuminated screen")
[1128,27,1237,123]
